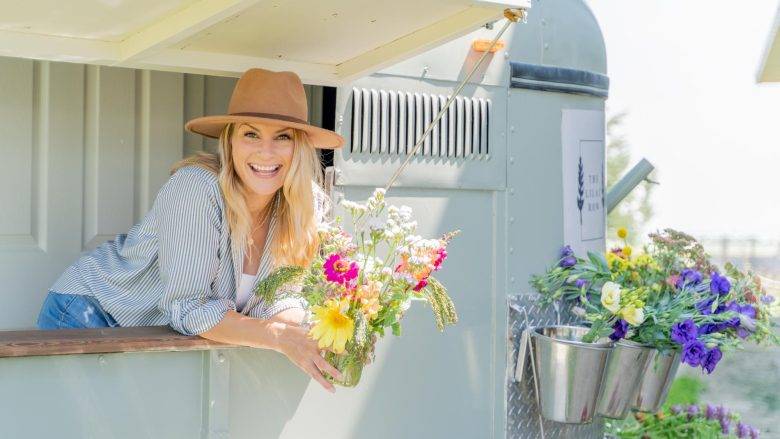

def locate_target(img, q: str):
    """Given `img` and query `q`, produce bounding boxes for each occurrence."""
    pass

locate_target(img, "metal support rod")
[382,8,528,193]
[606,158,655,214]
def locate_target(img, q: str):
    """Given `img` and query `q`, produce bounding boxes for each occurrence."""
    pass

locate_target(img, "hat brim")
[185,115,345,149]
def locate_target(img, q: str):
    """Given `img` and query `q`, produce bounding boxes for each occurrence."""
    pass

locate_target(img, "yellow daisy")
[308,298,354,354]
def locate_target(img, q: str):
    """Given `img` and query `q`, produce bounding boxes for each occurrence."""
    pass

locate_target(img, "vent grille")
[350,88,490,158]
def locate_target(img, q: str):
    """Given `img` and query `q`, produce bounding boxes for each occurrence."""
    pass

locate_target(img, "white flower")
[366,188,386,211]
[600,281,622,314]
[367,217,385,232]
[399,298,412,313]
[341,199,367,213]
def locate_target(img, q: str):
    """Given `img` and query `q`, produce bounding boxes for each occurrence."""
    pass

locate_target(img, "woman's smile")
[247,162,283,179]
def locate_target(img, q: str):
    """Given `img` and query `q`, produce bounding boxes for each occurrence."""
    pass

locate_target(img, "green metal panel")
[225,187,502,438]
[0,351,206,438]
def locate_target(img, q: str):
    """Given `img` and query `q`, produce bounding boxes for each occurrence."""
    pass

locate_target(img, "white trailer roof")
[758,2,780,83]
[0,0,527,85]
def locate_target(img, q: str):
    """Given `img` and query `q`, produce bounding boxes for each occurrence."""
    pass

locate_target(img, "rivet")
[509,157,515,164]
[503,51,510,60]
[509,247,514,253]
[510,126,515,132]
[541,19,547,26]
[98,355,106,365]
[218,354,226,364]
[509,216,515,223]
[509,188,515,195]
[510,276,515,283]
[544,43,549,50]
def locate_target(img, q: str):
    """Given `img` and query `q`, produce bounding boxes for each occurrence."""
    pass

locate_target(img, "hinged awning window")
[0,0,529,84]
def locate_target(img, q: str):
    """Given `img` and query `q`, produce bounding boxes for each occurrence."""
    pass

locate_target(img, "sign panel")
[562,109,605,255]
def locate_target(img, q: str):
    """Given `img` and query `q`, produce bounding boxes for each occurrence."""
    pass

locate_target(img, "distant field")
[678,322,780,438]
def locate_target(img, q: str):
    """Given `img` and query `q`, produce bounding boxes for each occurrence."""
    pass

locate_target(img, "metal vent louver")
[350,88,490,158]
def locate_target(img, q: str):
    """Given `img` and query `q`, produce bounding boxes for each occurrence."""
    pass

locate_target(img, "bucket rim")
[530,324,614,349]
[614,339,656,350]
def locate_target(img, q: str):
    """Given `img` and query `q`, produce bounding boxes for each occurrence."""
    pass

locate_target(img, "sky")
[587,0,780,242]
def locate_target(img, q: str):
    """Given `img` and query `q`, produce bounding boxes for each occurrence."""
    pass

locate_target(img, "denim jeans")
[37,291,120,330]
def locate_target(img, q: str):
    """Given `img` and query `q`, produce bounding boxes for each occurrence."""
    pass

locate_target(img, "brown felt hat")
[185,68,344,149]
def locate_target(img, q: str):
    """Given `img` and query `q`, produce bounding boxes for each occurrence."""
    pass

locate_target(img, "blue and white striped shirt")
[49,165,323,336]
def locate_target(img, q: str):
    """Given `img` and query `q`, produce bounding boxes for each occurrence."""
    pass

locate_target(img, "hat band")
[230,112,308,125]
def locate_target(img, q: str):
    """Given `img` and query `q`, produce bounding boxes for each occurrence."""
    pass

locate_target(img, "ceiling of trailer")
[0,0,523,84]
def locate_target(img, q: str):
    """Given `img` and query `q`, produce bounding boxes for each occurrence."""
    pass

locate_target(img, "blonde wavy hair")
[170,122,327,268]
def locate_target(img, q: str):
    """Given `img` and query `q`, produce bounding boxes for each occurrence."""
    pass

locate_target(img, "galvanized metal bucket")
[596,340,654,419]
[530,325,613,423]
[632,349,681,412]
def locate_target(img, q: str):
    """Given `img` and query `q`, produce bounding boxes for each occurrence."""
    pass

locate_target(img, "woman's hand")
[275,323,343,393]
[200,311,343,393]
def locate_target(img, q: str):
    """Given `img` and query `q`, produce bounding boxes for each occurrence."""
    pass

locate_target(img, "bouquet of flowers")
[531,228,778,374]
[256,188,459,386]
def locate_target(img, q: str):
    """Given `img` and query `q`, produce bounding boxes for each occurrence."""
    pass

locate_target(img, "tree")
[606,110,656,245]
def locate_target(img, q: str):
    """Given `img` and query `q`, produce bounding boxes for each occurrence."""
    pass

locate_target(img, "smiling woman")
[35,68,347,392]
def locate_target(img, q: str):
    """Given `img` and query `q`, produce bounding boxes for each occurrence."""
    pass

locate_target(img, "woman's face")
[231,122,295,199]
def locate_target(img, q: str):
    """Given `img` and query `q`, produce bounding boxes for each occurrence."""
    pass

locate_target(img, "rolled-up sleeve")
[246,284,309,321]
[154,169,236,335]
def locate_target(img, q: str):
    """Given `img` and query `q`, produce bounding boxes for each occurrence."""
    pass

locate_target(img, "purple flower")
[761,294,775,305]
[710,272,732,296]
[671,319,698,345]
[727,301,757,319]
[609,319,629,341]
[737,422,751,438]
[696,296,725,315]
[575,278,589,289]
[698,317,740,335]
[676,268,703,289]
[670,405,683,415]
[721,417,732,435]
[559,255,577,268]
[705,404,717,420]
[751,426,761,438]
[560,245,574,258]
[682,340,707,367]
[702,347,722,374]
[715,405,730,422]
[686,404,700,419]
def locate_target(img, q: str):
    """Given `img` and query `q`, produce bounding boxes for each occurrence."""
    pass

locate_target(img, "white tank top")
[236,272,257,311]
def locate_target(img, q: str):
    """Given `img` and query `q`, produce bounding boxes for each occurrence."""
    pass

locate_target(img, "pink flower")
[413,278,428,292]
[433,247,448,270]
[323,253,358,287]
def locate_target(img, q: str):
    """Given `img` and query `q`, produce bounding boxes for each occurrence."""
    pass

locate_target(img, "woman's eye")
[277,133,292,140]
[244,131,259,139]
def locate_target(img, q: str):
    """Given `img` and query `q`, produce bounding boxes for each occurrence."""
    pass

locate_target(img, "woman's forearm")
[199,310,286,350]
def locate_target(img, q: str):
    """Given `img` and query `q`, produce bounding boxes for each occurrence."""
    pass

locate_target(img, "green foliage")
[664,376,706,408]
[423,276,459,331]
[253,265,305,303]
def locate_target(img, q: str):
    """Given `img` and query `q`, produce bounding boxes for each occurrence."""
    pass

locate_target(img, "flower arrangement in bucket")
[531,228,779,414]
[255,188,459,387]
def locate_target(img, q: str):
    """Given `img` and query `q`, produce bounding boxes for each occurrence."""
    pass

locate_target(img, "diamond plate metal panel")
[506,294,605,439]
